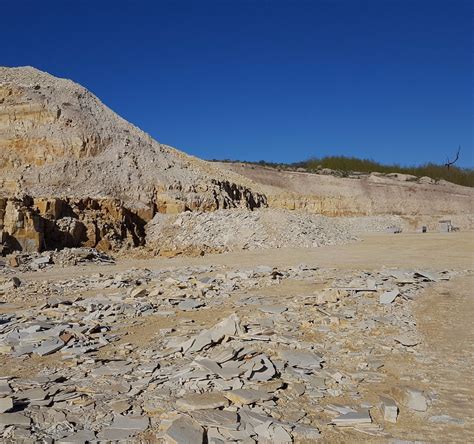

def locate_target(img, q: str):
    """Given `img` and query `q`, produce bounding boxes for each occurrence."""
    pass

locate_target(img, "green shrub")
[214,156,474,187]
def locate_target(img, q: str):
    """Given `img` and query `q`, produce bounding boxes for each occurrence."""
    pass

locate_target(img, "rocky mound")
[0,67,266,252]
[146,209,407,255]
[0,67,265,210]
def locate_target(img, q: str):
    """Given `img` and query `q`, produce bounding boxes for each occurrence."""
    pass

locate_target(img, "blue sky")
[2,0,472,167]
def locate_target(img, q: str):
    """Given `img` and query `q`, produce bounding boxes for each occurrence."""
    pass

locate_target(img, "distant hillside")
[214,156,474,188]
[216,161,474,231]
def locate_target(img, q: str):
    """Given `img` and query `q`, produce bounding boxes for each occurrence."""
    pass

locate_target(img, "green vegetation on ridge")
[215,156,474,188]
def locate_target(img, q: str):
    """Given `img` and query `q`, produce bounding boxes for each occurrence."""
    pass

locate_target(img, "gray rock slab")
[279,349,323,369]
[208,346,241,364]
[429,414,464,425]
[17,387,47,401]
[380,289,400,304]
[406,388,428,412]
[394,335,419,347]
[250,356,276,382]
[56,430,96,443]
[176,393,229,411]
[380,396,399,423]
[34,340,64,356]
[195,358,243,380]
[414,271,439,282]
[0,397,13,413]
[224,389,273,405]
[271,424,293,443]
[207,427,227,444]
[259,305,288,314]
[0,412,31,426]
[220,427,256,441]
[184,314,242,354]
[332,410,372,426]
[97,428,137,440]
[254,266,273,273]
[0,381,12,396]
[97,415,149,440]
[178,299,204,311]
[292,424,321,440]
[164,415,205,444]
[110,414,149,431]
[110,400,131,415]
[190,409,239,430]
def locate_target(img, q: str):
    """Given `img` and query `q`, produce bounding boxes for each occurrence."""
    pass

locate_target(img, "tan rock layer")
[0,196,145,253]
[0,67,268,212]
[218,163,474,222]
[0,182,268,254]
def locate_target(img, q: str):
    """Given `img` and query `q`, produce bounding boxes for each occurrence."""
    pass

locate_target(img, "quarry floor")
[3,231,474,442]
[23,232,474,281]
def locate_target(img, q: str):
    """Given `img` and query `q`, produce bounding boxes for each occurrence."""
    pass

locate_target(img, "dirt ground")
[20,232,474,282]
[2,232,473,442]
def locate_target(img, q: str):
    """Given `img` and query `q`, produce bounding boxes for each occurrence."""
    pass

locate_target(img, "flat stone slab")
[97,428,137,441]
[164,415,205,444]
[17,387,47,401]
[394,334,419,347]
[414,271,439,282]
[279,349,323,369]
[183,315,241,354]
[429,414,464,425]
[259,305,288,314]
[380,396,399,423]
[406,388,428,412]
[224,389,273,405]
[190,409,239,429]
[178,299,204,311]
[292,424,321,440]
[97,415,149,441]
[0,397,13,413]
[176,393,229,411]
[332,410,372,426]
[0,381,12,396]
[380,289,399,304]
[0,412,31,426]
[195,358,243,380]
[56,430,97,443]
[110,414,149,431]
[34,340,64,356]
[254,421,293,443]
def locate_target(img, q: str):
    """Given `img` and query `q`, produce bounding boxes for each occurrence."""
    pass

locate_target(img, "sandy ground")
[20,232,474,282]
[2,232,473,442]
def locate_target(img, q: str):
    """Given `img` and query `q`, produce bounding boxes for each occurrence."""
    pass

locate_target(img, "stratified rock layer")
[217,163,474,224]
[0,67,266,252]
[0,67,266,210]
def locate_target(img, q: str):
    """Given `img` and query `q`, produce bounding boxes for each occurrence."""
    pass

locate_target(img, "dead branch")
[445,146,461,169]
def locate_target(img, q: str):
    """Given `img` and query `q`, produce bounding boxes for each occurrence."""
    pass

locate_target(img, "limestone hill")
[0,67,265,252]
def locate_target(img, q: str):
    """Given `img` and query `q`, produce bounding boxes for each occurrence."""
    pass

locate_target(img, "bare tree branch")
[445,146,461,169]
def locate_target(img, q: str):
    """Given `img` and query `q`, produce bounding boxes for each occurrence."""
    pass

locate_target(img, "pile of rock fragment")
[1,248,114,273]
[0,263,464,442]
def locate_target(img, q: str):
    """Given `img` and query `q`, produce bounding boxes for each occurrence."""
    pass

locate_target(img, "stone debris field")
[1,246,472,443]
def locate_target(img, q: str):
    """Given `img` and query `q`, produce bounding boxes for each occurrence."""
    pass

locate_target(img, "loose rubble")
[1,248,114,274]
[0,260,466,442]
[146,209,420,254]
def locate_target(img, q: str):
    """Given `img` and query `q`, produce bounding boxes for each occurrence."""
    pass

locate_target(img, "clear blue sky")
[2,0,472,167]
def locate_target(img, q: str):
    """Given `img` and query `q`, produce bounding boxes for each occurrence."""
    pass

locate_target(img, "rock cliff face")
[217,163,474,229]
[0,67,266,207]
[0,196,147,254]
[0,67,266,252]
